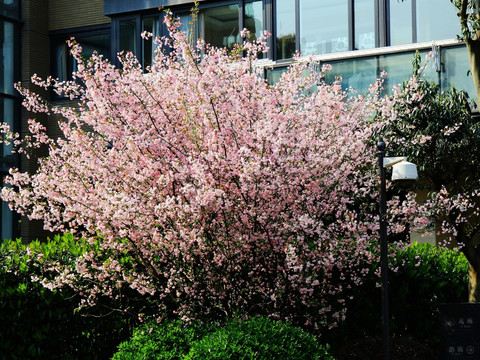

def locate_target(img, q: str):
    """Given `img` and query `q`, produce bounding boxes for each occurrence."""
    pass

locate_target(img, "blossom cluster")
[1,14,413,330]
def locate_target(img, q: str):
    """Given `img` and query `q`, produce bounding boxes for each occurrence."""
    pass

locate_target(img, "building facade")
[0,0,476,240]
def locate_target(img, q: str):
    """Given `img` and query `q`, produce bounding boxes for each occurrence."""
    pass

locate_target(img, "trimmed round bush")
[185,316,333,360]
[112,316,333,360]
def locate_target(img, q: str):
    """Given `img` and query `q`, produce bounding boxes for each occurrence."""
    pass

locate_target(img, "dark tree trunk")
[465,38,480,103]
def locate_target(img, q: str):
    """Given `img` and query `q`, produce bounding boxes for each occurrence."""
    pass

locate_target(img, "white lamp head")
[391,160,418,181]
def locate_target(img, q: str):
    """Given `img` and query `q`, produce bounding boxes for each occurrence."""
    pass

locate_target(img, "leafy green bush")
[330,242,468,355]
[389,242,468,337]
[185,317,333,360]
[112,319,214,360]
[112,317,333,360]
[0,234,138,359]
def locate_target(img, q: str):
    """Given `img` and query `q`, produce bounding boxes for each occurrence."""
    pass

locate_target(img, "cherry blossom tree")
[1,14,404,330]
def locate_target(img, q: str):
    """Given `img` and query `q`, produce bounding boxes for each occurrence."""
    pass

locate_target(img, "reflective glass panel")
[416,0,460,42]
[389,0,412,45]
[53,32,110,82]
[266,66,289,84]
[245,1,263,40]
[378,50,436,93]
[120,18,137,55]
[354,0,375,50]
[76,33,110,59]
[276,0,296,59]
[142,17,160,68]
[178,13,195,41]
[0,98,15,240]
[1,97,13,156]
[0,0,19,19]
[325,57,378,94]
[1,193,13,240]
[0,21,14,95]
[300,0,348,55]
[199,5,239,49]
[442,46,476,102]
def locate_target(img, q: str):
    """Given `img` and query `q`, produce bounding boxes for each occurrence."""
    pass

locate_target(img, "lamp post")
[377,141,390,360]
[377,140,418,360]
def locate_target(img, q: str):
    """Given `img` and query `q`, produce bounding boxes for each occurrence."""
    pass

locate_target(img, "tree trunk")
[465,38,480,103]
[468,261,480,302]
[457,223,480,302]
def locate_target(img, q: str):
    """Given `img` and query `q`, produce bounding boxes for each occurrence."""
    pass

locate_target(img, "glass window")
[1,97,14,157]
[245,1,263,40]
[266,66,288,84]
[198,5,240,49]
[178,13,195,42]
[354,0,375,50]
[389,0,412,45]
[276,0,296,59]
[416,0,460,42]
[300,0,349,55]
[53,31,110,82]
[0,0,19,19]
[142,17,160,68]
[441,46,476,101]
[0,97,15,240]
[378,50,436,92]
[325,57,378,93]
[0,20,14,95]
[1,191,13,240]
[120,18,137,55]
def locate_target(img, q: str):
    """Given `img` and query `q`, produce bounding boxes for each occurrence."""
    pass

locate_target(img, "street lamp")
[377,140,418,360]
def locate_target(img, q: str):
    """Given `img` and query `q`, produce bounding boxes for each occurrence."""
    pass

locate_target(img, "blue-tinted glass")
[266,66,289,84]
[199,5,239,49]
[76,33,110,59]
[325,57,378,93]
[354,0,375,50]
[379,50,436,93]
[389,0,412,45]
[416,0,460,42]
[0,21,14,95]
[120,18,137,55]
[142,17,160,68]
[178,14,194,41]
[442,46,476,102]
[276,0,296,59]
[245,1,263,40]
[54,32,109,82]
[1,194,13,240]
[300,0,348,55]
[0,0,19,19]
[1,97,13,156]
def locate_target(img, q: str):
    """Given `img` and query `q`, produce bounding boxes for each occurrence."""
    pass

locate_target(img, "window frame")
[50,24,111,96]
[0,0,21,240]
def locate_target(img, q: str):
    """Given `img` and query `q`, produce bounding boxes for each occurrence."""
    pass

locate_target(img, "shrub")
[0,235,140,359]
[329,242,468,356]
[185,317,333,360]
[112,316,333,360]
[389,242,468,339]
[112,319,214,360]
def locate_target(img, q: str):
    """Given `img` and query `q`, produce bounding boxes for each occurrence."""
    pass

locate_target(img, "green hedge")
[113,316,333,360]
[0,235,137,360]
[330,242,468,353]
[0,234,469,359]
